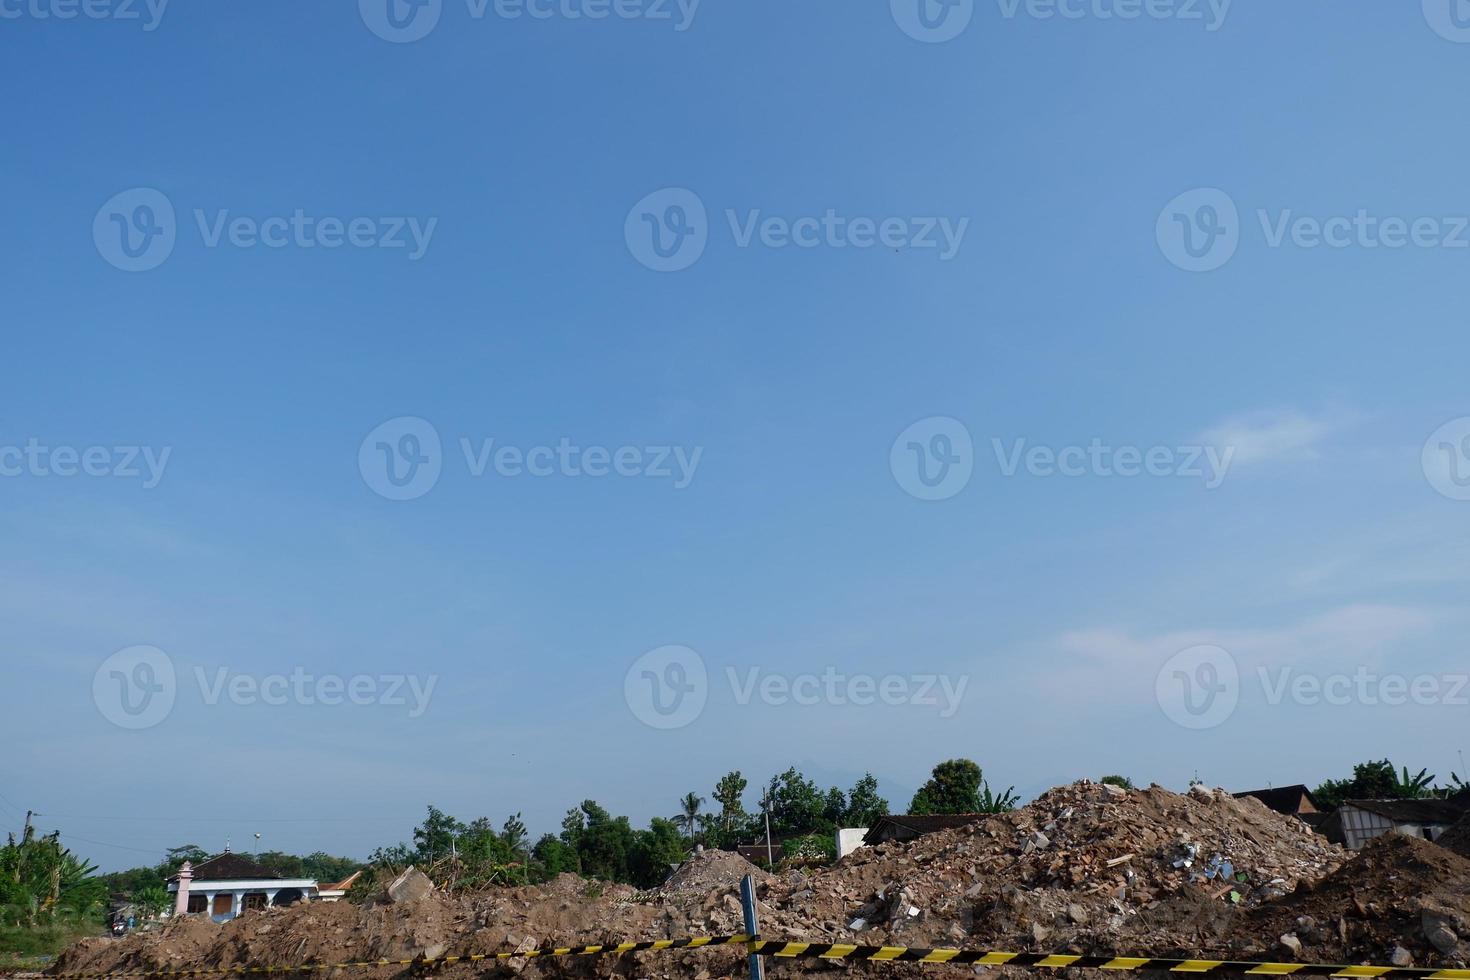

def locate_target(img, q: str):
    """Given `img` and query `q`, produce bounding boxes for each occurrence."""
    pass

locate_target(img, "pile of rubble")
[54,781,1470,980]
[1438,811,1470,860]
[776,781,1346,953]
[1232,833,1470,968]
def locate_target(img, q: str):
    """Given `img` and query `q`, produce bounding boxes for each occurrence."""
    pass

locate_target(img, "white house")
[168,854,319,922]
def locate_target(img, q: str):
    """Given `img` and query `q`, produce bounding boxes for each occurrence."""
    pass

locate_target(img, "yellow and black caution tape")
[41,935,1470,980]
[746,942,1470,979]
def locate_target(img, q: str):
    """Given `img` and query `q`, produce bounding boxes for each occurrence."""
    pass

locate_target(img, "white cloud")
[1197,408,1344,466]
[1043,603,1441,704]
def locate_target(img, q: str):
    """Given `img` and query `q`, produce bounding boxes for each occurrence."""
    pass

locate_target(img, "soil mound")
[59,781,1428,980]
[1229,833,1470,967]
[776,781,1345,952]
[659,850,770,897]
[1438,812,1470,860]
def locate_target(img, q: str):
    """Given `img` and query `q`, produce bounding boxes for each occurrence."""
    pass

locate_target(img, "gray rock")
[1390,947,1413,967]
[386,867,434,904]
[1279,933,1303,958]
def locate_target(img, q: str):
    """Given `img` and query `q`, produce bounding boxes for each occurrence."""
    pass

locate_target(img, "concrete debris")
[53,782,1470,980]
[386,867,434,905]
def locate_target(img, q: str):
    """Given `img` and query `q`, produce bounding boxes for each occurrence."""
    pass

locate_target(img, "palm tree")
[672,792,705,843]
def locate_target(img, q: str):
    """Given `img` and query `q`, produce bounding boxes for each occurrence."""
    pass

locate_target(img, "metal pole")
[740,874,764,980]
[764,810,774,868]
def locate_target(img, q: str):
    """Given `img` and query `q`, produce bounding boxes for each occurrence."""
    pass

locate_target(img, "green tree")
[761,768,827,837]
[133,885,170,920]
[164,844,209,868]
[910,759,1017,814]
[713,771,748,832]
[672,792,705,842]
[501,813,529,856]
[531,834,578,875]
[1100,775,1135,790]
[844,773,889,826]
[822,787,847,826]
[412,805,467,865]
[1315,759,1410,808]
[628,818,686,888]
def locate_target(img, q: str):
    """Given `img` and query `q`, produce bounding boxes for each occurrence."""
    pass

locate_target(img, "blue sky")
[5,0,1470,871]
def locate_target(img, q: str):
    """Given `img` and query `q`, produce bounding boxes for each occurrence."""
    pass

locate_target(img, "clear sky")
[5,0,1470,872]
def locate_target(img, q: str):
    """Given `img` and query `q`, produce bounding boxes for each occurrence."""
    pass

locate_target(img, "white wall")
[836,828,868,859]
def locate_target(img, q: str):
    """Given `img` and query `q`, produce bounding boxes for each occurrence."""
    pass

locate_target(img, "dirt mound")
[659,850,770,896]
[773,781,1345,953]
[1228,833,1470,967]
[1439,812,1470,860]
[51,781,1381,980]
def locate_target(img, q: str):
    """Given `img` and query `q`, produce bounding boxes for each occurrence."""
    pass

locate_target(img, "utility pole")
[22,810,34,840]
[763,809,773,869]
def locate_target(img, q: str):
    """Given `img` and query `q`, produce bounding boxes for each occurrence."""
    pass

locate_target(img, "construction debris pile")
[1439,811,1470,860]
[49,782,1470,980]
[770,781,1347,954]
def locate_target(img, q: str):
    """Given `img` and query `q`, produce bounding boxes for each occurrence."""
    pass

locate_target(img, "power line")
[54,832,171,857]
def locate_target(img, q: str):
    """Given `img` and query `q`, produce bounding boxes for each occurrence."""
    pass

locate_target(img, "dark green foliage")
[910,759,1018,814]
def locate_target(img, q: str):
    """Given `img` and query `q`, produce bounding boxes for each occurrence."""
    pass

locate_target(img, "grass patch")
[0,917,106,961]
